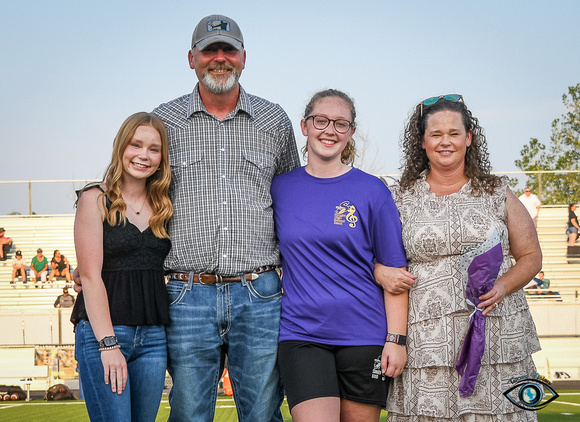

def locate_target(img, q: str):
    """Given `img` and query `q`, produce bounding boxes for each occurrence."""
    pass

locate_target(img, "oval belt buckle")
[198,272,209,284]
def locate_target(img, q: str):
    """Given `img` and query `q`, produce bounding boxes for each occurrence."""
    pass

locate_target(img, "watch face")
[102,336,117,347]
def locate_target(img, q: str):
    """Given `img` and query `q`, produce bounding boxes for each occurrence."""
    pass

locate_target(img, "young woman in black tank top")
[71,112,173,421]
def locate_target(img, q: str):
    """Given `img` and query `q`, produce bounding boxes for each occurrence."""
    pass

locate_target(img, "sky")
[1,0,580,213]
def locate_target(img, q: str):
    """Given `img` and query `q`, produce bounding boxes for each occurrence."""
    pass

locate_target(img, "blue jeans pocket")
[246,272,282,300]
[166,280,187,306]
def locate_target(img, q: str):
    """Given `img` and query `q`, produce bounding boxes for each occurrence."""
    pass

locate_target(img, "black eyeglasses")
[305,115,353,134]
[420,94,463,117]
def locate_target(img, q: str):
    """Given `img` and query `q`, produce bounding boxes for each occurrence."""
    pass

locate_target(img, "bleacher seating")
[0,206,578,310]
[533,206,580,300]
[0,215,76,309]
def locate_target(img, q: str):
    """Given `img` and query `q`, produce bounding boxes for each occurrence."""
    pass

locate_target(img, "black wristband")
[385,333,407,346]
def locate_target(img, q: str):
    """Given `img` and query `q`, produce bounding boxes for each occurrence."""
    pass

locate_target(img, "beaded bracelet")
[99,344,121,352]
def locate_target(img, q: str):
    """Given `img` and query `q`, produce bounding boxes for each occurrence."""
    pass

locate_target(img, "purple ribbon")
[456,241,503,397]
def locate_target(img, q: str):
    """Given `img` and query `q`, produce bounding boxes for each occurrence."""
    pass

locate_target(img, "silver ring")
[494,302,498,308]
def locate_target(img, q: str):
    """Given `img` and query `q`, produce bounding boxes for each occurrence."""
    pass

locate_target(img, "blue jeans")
[166,270,284,422]
[75,321,167,422]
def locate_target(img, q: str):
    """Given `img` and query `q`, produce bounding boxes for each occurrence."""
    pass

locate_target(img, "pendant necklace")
[126,197,146,215]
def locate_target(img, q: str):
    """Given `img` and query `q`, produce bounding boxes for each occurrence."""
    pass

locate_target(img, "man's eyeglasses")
[420,94,463,117]
[305,115,353,134]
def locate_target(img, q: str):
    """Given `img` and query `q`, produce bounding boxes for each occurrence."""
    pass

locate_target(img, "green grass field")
[1,392,579,421]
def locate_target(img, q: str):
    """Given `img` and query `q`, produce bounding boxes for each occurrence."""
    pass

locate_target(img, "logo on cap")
[207,20,230,32]
[191,15,243,52]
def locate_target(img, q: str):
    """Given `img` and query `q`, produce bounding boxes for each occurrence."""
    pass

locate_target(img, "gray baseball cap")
[191,14,244,51]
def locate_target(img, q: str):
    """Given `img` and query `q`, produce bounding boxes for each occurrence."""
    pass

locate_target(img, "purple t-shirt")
[271,167,407,345]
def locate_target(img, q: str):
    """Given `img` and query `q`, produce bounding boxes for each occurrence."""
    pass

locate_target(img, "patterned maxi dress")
[386,175,541,422]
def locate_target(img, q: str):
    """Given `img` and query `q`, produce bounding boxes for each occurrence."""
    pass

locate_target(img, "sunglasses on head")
[420,94,463,117]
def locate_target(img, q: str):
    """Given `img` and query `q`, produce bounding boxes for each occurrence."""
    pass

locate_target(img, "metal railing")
[377,170,580,203]
[2,171,579,215]
[0,179,99,215]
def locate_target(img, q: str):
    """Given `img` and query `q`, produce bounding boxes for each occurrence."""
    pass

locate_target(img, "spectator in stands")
[536,271,551,293]
[49,250,71,282]
[0,228,13,261]
[567,203,579,246]
[518,187,541,226]
[11,250,27,286]
[524,270,547,295]
[526,271,562,300]
[31,248,48,287]
[54,287,76,308]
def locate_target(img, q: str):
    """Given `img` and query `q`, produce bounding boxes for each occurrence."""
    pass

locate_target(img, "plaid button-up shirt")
[154,84,300,276]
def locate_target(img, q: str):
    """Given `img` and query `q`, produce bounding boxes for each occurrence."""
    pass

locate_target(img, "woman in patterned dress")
[375,95,542,421]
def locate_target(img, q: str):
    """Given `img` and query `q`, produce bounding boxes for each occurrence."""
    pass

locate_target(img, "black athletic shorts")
[278,340,390,410]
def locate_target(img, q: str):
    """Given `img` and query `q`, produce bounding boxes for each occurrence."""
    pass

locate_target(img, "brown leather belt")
[166,265,277,284]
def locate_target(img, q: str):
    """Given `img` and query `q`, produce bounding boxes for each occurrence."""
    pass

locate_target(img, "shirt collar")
[187,83,254,120]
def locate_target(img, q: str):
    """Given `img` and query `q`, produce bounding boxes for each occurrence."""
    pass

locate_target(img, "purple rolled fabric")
[456,241,503,397]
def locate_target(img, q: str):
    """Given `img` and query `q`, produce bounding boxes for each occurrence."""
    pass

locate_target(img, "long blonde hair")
[102,112,173,238]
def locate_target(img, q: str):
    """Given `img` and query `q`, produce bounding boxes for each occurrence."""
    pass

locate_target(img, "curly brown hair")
[399,96,501,196]
[301,89,357,166]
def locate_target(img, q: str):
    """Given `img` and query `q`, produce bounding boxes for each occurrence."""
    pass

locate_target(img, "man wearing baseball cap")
[54,287,75,308]
[11,250,27,286]
[154,14,299,421]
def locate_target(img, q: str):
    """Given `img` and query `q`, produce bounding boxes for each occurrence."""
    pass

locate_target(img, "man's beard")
[202,68,240,94]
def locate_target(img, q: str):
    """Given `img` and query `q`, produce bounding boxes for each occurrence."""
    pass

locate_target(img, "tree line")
[515,83,580,205]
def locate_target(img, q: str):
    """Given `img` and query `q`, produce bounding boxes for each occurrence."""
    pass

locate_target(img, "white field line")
[555,401,580,407]
[0,401,86,409]
[552,391,580,407]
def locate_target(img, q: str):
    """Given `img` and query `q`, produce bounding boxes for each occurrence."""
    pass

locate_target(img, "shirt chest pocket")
[169,151,203,182]
[243,149,275,171]
[238,150,277,199]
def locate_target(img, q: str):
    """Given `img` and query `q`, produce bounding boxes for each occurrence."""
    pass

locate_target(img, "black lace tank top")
[71,185,171,326]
